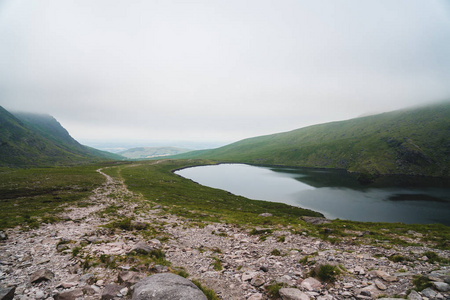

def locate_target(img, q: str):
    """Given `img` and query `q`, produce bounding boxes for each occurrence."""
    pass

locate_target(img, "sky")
[1,0,450,149]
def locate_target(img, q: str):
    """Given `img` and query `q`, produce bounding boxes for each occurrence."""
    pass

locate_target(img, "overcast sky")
[1,0,450,148]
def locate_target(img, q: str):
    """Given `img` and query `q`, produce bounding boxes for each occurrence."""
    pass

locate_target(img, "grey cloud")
[1,0,449,145]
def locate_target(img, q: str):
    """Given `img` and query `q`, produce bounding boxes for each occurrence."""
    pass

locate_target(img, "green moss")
[388,254,406,263]
[191,279,220,300]
[310,264,342,283]
[270,249,281,256]
[210,256,223,271]
[412,275,433,291]
[265,282,286,299]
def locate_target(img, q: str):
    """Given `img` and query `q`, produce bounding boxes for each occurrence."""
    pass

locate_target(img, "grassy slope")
[177,102,450,177]
[0,107,122,167]
[0,164,106,230]
[14,112,123,161]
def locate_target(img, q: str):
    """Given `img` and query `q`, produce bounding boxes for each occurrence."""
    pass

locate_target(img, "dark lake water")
[175,164,450,225]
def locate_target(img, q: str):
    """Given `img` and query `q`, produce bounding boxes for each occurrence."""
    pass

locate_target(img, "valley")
[0,160,449,300]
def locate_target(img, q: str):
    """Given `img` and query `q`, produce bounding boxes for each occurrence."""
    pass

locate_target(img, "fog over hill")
[176,102,450,178]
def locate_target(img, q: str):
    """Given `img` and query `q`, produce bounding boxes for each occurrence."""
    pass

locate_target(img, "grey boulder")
[132,273,207,300]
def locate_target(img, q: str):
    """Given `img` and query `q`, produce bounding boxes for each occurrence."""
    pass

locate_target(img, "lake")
[175,164,450,225]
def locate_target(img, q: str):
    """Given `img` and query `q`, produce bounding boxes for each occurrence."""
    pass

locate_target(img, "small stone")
[57,282,77,289]
[54,288,83,300]
[375,279,387,290]
[30,269,54,283]
[371,270,398,282]
[101,284,124,300]
[300,277,322,291]
[35,290,45,299]
[251,276,265,287]
[301,216,331,225]
[132,241,154,254]
[149,239,162,248]
[408,290,422,300]
[342,291,353,297]
[259,213,273,217]
[432,281,450,292]
[119,287,128,296]
[96,280,105,286]
[80,273,95,284]
[421,288,437,298]
[118,271,142,287]
[279,288,310,300]
[149,264,168,273]
[260,265,269,272]
[248,293,263,300]
[242,272,258,282]
[0,286,15,300]
[83,286,97,296]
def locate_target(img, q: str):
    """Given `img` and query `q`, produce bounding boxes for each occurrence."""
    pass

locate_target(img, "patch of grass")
[210,256,223,271]
[72,246,82,257]
[265,282,286,299]
[299,253,317,266]
[412,275,433,291]
[0,165,106,230]
[311,219,450,250]
[310,264,342,283]
[388,254,406,263]
[99,254,118,269]
[423,251,449,264]
[277,235,286,242]
[271,249,281,256]
[173,269,189,278]
[191,279,220,300]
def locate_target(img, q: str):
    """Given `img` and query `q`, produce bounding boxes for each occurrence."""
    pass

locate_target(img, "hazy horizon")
[1,0,450,146]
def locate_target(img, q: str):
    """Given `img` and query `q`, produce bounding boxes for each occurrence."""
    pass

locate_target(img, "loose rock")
[0,286,15,300]
[279,288,310,300]
[30,269,54,283]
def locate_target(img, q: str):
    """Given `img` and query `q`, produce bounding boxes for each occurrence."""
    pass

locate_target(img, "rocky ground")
[0,168,449,300]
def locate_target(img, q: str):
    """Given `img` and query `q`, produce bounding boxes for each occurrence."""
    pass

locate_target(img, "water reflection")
[176,164,450,225]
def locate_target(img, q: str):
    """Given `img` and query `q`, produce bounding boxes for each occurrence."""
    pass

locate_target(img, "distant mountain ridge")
[0,106,122,167]
[176,102,450,178]
[118,147,192,159]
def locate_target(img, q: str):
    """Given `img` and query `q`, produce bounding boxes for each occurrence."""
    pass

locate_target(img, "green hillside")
[118,146,192,159]
[0,106,122,167]
[177,102,450,178]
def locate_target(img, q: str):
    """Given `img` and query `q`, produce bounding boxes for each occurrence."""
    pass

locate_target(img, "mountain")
[118,147,192,159]
[176,102,450,178]
[0,106,122,167]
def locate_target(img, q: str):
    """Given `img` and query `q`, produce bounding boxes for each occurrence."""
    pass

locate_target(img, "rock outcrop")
[132,273,207,300]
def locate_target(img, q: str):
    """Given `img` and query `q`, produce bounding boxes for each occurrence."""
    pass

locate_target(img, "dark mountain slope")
[0,106,121,167]
[177,102,450,177]
[13,112,121,160]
